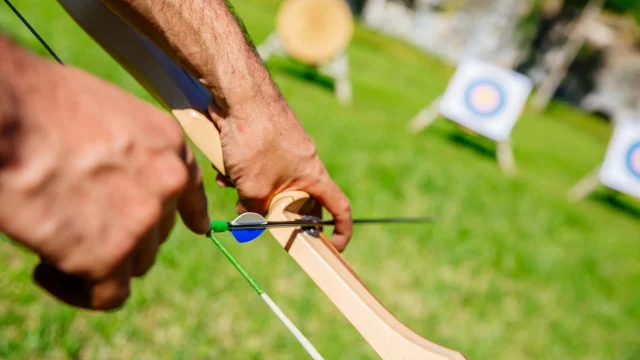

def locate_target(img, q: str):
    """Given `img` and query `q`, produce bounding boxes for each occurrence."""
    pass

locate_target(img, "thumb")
[178,145,210,234]
[33,261,92,309]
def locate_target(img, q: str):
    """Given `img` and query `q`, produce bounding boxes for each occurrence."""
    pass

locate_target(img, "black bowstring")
[3,0,64,65]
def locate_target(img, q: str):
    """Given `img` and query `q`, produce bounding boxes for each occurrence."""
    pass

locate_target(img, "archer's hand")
[0,43,209,310]
[92,0,352,249]
[210,99,353,251]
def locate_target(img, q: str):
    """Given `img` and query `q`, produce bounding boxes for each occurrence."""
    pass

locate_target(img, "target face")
[625,142,640,180]
[598,120,640,199]
[439,58,533,142]
[464,79,506,118]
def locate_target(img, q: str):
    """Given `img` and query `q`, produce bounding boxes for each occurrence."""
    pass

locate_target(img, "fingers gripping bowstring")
[4,1,323,358]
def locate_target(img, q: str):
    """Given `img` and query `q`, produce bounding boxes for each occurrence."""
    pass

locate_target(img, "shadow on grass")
[0,233,11,243]
[592,191,640,220]
[446,131,496,160]
[266,59,335,92]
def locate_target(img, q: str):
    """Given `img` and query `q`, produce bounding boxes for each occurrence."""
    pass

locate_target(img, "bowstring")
[3,0,64,65]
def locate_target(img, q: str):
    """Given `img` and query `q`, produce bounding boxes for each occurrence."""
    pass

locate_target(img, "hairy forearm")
[103,0,283,117]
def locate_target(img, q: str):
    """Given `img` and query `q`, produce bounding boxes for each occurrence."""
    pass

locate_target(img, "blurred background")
[1,0,639,359]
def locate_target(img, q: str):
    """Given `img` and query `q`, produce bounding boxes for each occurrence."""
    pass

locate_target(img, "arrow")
[212,212,437,243]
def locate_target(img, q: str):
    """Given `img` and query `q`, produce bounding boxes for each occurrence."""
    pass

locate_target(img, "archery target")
[439,57,533,142]
[598,120,640,199]
[626,142,640,180]
[464,80,505,117]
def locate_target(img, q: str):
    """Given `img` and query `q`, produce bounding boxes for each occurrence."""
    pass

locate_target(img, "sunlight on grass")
[0,0,639,359]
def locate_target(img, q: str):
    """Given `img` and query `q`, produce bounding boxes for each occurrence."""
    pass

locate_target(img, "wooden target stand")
[408,97,518,176]
[257,0,354,104]
[407,58,533,176]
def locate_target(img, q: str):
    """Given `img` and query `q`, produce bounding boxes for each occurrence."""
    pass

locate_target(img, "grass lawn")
[1,0,639,359]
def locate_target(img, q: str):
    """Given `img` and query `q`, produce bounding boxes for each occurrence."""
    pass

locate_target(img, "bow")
[19,0,467,358]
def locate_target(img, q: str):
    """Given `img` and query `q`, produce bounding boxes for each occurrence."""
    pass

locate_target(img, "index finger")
[307,178,352,252]
[177,145,210,234]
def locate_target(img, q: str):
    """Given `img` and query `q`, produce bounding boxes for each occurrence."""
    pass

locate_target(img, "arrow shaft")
[228,217,437,230]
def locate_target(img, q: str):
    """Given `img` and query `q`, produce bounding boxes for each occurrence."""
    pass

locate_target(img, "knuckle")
[133,200,163,234]
[240,183,272,202]
[300,143,318,162]
[161,118,186,151]
[56,256,87,277]
[160,156,189,198]
[105,240,138,277]
[307,143,318,157]
[235,202,246,214]
[340,198,352,216]
[57,238,136,280]
[304,163,328,189]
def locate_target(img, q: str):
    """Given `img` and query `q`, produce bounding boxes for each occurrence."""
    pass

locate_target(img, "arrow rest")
[299,215,322,237]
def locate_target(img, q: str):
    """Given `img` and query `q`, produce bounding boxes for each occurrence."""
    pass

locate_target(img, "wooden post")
[530,0,605,112]
[407,96,442,133]
[568,166,602,202]
[497,140,518,176]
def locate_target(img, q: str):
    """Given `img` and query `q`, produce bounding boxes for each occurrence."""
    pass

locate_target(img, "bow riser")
[57,1,465,358]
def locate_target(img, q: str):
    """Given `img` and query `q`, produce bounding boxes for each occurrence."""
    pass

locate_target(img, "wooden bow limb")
[56,1,466,358]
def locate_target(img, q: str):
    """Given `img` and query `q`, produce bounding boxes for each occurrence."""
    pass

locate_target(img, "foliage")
[606,0,640,22]
[1,0,639,359]
[526,0,640,22]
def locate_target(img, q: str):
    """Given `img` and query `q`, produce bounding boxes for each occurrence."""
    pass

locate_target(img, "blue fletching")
[230,228,266,243]
[230,212,268,243]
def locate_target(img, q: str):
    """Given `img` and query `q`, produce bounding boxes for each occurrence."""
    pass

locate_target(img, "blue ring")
[625,141,640,180]
[464,79,506,118]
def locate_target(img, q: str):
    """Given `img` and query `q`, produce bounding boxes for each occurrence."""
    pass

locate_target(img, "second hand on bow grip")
[54,1,467,359]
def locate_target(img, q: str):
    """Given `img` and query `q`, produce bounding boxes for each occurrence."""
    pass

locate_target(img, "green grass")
[1,0,639,359]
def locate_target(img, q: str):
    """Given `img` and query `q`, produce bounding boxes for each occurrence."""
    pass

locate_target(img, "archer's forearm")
[103,0,283,116]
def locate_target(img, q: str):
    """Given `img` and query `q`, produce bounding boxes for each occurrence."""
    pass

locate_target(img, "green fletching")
[210,220,229,233]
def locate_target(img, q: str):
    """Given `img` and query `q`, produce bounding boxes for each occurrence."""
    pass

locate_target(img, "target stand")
[408,58,533,176]
[257,0,354,105]
[569,119,640,202]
